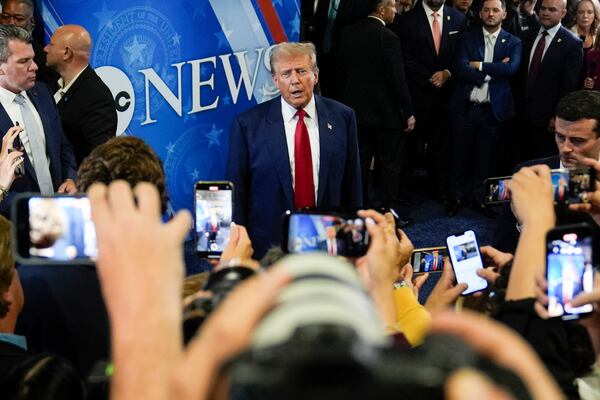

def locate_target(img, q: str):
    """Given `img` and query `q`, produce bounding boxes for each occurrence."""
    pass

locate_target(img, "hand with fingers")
[217,224,258,270]
[88,180,192,400]
[476,246,513,285]
[399,263,429,299]
[569,157,600,225]
[425,259,468,312]
[0,126,24,196]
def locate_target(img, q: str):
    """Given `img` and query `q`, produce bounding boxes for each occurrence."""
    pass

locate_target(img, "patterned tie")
[294,109,315,209]
[13,94,54,194]
[432,12,441,55]
[526,30,548,97]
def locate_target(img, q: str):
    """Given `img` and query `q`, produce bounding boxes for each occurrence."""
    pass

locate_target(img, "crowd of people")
[0,0,598,399]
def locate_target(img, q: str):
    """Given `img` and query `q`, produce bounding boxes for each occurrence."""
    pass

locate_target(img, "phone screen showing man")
[195,186,232,254]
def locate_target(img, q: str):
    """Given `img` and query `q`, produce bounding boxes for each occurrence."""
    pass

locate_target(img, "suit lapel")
[539,28,564,74]
[492,29,506,61]
[439,6,453,57]
[475,32,485,61]
[315,95,334,207]
[58,65,91,106]
[417,6,437,56]
[264,97,294,207]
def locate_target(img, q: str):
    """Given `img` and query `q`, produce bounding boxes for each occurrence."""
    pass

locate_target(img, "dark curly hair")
[77,136,168,213]
[0,215,14,319]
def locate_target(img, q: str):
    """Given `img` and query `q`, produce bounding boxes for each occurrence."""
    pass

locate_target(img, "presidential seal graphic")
[164,123,228,212]
[91,6,181,119]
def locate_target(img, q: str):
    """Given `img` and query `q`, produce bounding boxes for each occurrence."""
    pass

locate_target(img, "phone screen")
[446,230,487,295]
[17,196,97,262]
[551,168,594,204]
[411,247,447,274]
[484,176,511,204]
[285,213,369,257]
[195,183,232,256]
[546,228,594,320]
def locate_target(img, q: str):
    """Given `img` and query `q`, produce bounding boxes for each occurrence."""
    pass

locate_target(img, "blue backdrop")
[39,0,300,214]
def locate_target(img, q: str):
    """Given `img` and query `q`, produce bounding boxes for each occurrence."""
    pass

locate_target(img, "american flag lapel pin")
[557,38,562,43]
[327,122,333,130]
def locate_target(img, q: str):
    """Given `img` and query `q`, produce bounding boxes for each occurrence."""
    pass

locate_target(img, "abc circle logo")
[96,66,135,136]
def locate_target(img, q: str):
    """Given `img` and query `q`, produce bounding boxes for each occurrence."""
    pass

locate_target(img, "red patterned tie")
[294,108,315,209]
[526,30,548,97]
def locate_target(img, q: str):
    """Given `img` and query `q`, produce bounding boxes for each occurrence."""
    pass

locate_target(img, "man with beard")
[446,0,521,216]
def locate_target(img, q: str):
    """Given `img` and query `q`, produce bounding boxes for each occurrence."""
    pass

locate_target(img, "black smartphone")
[546,223,595,320]
[12,193,97,265]
[446,230,488,295]
[411,246,447,274]
[282,211,369,257]
[195,181,233,258]
[483,175,511,205]
[484,167,596,205]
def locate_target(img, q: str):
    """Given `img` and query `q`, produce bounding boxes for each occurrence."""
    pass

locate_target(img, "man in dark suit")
[0,0,59,91]
[337,0,414,211]
[494,90,600,252]
[45,25,117,166]
[301,0,369,97]
[393,0,465,202]
[516,0,583,160]
[446,0,522,216]
[0,25,77,214]
[226,42,362,259]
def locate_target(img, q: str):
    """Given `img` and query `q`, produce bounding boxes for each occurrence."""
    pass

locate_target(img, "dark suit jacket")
[517,26,583,127]
[337,17,413,129]
[0,83,77,215]
[393,3,466,110]
[451,28,522,122]
[226,96,362,258]
[15,264,110,377]
[57,65,117,166]
[0,339,28,377]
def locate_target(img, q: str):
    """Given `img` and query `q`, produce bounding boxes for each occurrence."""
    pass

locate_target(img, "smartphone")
[483,176,511,205]
[446,230,488,295]
[9,122,24,177]
[411,246,447,274]
[12,193,97,264]
[282,211,370,257]
[484,168,596,205]
[195,181,233,258]
[546,224,595,320]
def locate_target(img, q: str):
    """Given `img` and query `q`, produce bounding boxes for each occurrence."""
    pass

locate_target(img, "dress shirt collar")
[56,65,88,94]
[0,85,25,107]
[538,23,561,41]
[0,333,27,350]
[423,1,444,19]
[367,15,386,25]
[281,94,317,123]
[482,26,500,41]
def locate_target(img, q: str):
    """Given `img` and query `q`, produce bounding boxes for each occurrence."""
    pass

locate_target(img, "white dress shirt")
[470,28,500,103]
[529,23,561,69]
[0,86,48,166]
[423,1,444,38]
[281,95,320,202]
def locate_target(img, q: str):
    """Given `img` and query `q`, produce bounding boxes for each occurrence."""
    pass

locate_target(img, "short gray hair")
[0,25,31,63]
[269,42,318,75]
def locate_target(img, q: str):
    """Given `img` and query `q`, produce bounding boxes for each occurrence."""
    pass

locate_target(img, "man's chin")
[560,158,578,169]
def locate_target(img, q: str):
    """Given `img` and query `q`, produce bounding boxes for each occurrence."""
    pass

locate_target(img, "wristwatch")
[393,280,409,290]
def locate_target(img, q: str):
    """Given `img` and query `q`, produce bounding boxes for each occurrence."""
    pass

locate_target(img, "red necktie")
[526,30,548,97]
[294,109,315,209]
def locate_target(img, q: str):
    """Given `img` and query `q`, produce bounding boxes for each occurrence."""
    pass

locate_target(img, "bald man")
[0,0,59,89]
[45,25,117,165]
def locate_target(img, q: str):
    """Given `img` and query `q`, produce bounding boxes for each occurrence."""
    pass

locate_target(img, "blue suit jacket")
[451,28,522,121]
[517,26,583,127]
[0,82,77,214]
[226,95,362,258]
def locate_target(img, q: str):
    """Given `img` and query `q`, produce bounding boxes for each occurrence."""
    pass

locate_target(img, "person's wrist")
[0,183,8,199]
